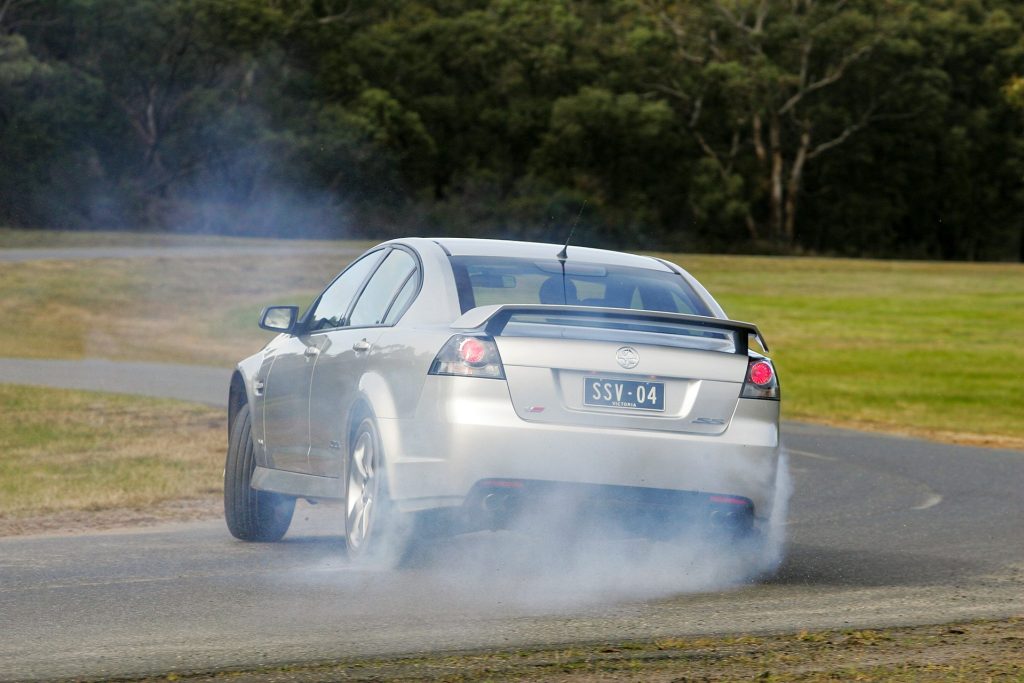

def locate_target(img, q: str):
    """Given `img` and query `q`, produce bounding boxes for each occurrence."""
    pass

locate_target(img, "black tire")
[344,416,412,563]
[224,403,295,542]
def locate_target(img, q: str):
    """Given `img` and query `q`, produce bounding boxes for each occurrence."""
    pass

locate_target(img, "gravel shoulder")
[111,618,1024,682]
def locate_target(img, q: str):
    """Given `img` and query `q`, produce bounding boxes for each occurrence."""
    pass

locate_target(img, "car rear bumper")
[379,376,781,521]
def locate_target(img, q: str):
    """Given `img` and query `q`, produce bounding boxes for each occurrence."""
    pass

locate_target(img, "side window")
[382,272,418,325]
[308,251,384,331]
[348,250,417,327]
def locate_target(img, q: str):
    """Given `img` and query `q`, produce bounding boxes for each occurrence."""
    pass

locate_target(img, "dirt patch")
[123,618,1024,682]
[0,496,221,537]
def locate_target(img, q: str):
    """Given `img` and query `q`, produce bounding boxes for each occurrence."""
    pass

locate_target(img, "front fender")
[229,352,265,430]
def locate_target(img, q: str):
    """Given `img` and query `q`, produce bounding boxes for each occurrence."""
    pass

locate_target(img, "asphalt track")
[1,359,1022,681]
[0,246,1022,681]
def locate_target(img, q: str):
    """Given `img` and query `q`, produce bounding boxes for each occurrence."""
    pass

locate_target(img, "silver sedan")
[224,238,782,557]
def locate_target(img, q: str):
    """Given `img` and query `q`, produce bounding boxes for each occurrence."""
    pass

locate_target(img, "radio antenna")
[556,200,586,262]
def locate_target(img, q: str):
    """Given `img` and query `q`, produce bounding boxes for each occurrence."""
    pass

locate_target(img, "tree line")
[1,0,1023,260]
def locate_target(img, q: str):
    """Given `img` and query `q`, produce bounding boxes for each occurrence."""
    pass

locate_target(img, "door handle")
[352,339,371,353]
[304,346,320,357]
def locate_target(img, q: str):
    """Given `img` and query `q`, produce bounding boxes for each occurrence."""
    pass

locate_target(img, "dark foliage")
[1,0,1022,260]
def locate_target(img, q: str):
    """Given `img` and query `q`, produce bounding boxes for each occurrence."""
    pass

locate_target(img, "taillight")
[741,358,779,400]
[429,335,505,379]
[749,361,773,386]
[458,337,487,365]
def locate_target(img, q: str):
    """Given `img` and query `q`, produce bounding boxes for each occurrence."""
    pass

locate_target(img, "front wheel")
[224,403,295,542]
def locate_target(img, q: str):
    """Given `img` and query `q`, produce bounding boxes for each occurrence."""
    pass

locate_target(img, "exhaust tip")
[482,492,510,514]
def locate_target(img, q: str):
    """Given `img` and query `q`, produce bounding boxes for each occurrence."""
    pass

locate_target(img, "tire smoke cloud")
[296,454,792,613]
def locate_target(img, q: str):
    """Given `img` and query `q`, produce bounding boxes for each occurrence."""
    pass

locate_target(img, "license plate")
[584,377,665,411]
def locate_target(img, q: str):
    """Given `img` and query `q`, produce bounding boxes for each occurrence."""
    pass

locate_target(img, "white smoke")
[296,453,792,612]
[758,452,793,577]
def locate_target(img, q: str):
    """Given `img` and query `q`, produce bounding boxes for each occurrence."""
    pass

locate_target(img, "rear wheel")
[344,416,416,564]
[344,418,382,557]
[224,403,295,542]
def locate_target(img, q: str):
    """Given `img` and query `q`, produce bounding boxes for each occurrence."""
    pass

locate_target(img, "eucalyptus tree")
[624,0,920,245]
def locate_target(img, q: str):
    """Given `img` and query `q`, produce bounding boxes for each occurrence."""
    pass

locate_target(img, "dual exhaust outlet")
[476,483,753,534]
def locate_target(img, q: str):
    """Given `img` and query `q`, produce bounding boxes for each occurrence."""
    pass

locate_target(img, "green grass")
[655,254,1024,447]
[0,249,360,364]
[0,234,1020,448]
[0,384,224,519]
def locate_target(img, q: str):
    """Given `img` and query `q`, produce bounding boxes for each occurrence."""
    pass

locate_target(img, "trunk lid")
[453,305,764,435]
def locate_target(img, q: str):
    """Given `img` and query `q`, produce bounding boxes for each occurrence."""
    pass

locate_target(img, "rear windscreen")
[500,312,738,353]
[449,256,713,317]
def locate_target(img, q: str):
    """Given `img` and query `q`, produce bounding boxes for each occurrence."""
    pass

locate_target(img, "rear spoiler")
[450,304,769,354]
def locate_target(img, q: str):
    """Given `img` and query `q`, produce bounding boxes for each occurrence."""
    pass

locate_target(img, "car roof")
[429,238,672,272]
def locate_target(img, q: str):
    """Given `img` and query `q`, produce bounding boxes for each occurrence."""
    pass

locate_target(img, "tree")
[530,86,684,245]
[67,1,285,186]
[1,0,1023,258]
[0,2,110,227]
[628,0,917,245]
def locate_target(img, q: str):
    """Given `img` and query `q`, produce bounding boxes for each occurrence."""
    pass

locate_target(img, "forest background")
[2,0,1023,261]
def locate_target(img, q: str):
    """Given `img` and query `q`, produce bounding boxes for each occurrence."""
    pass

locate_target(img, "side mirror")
[259,305,299,333]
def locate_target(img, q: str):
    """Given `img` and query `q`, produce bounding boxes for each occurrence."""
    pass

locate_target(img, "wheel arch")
[228,370,247,437]
[347,394,400,500]
[356,371,399,419]
[348,372,401,471]
[228,353,265,434]
[346,396,377,450]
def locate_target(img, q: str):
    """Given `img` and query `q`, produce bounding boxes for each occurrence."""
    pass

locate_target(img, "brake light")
[458,337,487,365]
[749,360,774,386]
[429,335,505,379]
[741,358,779,400]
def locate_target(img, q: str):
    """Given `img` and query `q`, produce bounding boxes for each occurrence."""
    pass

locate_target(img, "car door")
[256,250,385,474]
[307,247,420,477]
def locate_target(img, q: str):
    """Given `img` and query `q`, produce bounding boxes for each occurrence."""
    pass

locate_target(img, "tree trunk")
[784,128,811,243]
[745,214,759,241]
[748,113,767,241]
[768,115,784,241]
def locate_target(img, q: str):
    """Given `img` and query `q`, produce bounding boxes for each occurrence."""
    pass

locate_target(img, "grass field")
[666,254,1024,449]
[0,249,356,364]
[0,384,223,530]
[0,230,1021,449]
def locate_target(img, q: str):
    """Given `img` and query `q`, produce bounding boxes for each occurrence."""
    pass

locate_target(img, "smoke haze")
[290,454,792,613]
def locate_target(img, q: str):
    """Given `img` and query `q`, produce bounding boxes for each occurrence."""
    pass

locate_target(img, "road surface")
[0,358,1021,681]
